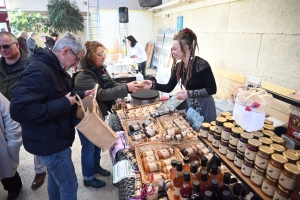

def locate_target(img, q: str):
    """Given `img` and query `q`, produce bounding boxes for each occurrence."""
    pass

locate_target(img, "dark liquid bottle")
[215,158,224,187]
[189,180,200,200]
[170,160,177,191]
[190,163,200,187]
[208,164,219,188]
[221,190,231,200]
[180,171,193,199]
[173,161,183,200]
[199,156,208,180]
[204,191,212,200]
[183,156,191,172]
[199,170,210,200]
[232,183,242,200]
[210,179,219,200]
[218,172,231,199]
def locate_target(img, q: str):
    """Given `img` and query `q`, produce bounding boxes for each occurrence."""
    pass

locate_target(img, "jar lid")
[248,139,262,147]
[287,149,297,154]
[263,124,275,131]
[259,137,273,145]
[251,131,264,138]
[226,115,233,121]
[223,122,234,129]
[244,157,254,164]
[283,163,300,175]
[228,144,237,150]
[271,154,288,164]
[232,127,243,135]
[221,111,231,117]
[270,135,285,144]
[254,165,266,175]
[209,126,216,131]
[216,117,226,123]
[270,144,286,153]
[237,149,244,156]
[241,132,254,140]
[214,132,221,137]
[265,174,278,184]
[296,150,300,157]
[233,121,238,126]
[211,121,216,126]
[259,145,275,154]
[262,129,275,137]
[283,151,299,162]
[221,138,229,143]
[264,119,274,125]
[202,123,211,128]
[297,160,300,168]
[277,184,291,196]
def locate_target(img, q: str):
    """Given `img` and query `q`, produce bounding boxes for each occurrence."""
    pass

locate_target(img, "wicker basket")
[135,142,184,184]
[173,137,207,157]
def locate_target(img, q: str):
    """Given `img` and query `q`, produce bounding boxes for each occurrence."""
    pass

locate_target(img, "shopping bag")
[76,84,119,151]
[233,88,272,132]
[185,107,204,132]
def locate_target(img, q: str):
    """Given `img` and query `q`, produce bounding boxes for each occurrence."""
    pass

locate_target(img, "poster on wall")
[177,16,184,33]
[152,27,165,68]
[162,27,176,68]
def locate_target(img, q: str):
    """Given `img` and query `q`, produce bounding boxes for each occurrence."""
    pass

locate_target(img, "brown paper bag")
[75,84,119,151]
[76,84,99,119]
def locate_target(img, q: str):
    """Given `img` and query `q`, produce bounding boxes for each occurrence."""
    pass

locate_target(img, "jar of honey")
[278,163,300,191]
[264,124,275,131]
[241,157,254,177]
[259,137,273,146]
[262,174,278,197]
[250,165,266,187]
[200,122,211,138]
[219,138,228,155]
[251,131,264,139]
[262,129,275,138]
[270,144,286,154]
[273,184,291,200]
[283,151,299,164]
[212,132,221,148]
[141,150,155,158]
[226,115,234,123]
[244,139,262,161]
[211,121,216,126]
[180,147,195,156]
[142,156,156,166]
[157,148,174,159]
[160,157,177,167]
[144,162,160,173]
[215,117,226,134]
[221,111,231,118]
[255,145,274,170]
[234,150,244,168]
[221,122,234,141]
[237,132,254,153]
[229,127,243,146]
[267,154,288,180]
[226,144,236,162]
[270,135,285,146]
[208,126,215,142]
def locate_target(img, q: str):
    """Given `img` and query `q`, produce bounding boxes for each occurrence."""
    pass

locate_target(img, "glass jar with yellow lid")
[250,165,266,187]
[264,124,275,131]
[278,163,300,191]
[233,121,238,127]
[283,151,299,164]
[262,174,278,197]
[226,144,237,162]
[225,115,234,123]
[221,122,234,141]
[210,121,216,126]
[244,139,262,161]
[267,154,289,180]
[200,122,211,138]
[237,132,254,153]
[221,111,231,118]
[270,144,286,154]
[273,184,291,200]
[262,129,275,138]
[255,145,275,170]
[241,157,254,177]
[208,126,215,142]
[215,117,226,134]
[264,119,274,125]
[270,135,285,146]
[229,127,243,146]
[286,149,297,154]
[259,137,273,146]
[234,150,244,168]
[251,131,264,139]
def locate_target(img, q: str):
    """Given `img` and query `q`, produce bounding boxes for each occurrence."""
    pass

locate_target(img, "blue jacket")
[10,47,84,156]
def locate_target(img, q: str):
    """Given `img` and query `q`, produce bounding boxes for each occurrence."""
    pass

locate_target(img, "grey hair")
[30,32,36,37]
[0,32,18,43]
[52,31,86,55]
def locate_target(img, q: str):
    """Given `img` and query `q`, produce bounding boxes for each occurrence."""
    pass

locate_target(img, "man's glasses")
[69,48,80,63]
[0,42,16,50]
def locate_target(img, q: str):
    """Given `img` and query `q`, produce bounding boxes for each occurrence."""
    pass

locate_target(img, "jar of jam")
[212,132,221,148]
[237,132,254,153]
[270,135,285,146]
[244,139,262,161]
[215,117,226,134]
[267,154,289,180]
[181,147,195,156]
[264,124,275,131]
[273,184,291,200]
[259,137,273,146]
[255,145,274,170]
[226,115,234,123]
[221,111,231,118]
[195,145,210,158]
[229,127,243,146]
[226,144,236,161]
[241,157,254,177]
[211,121,216,126]
[270,144,286,154]
[283,151,299,164]
[221,122,234,141]
[262,174,278,197]
[262,129,275,138]
[219,138,228,155]
[208,126,215,142]
[234,150,244,168]
[200,122,211,138]
[251,131,264,139]
[278,163,300,191]
[251,165,266,186]
[265,119,274,125]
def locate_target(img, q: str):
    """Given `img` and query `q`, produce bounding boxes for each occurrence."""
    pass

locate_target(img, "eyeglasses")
[0,42,16,50]
[69,48,81,63]
[98,52,105,57]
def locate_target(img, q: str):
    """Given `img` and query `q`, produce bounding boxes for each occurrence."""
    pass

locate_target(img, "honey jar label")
[226,151,235,161]
[229,136,239,146]
[215,125,222,133]
[221,131,230,140]
[163,158,172,166]
[219,144,228,154]
[241,163,253,176]
[174,186,180,196]
[244,148,256,161]
[279,172,299,191]
[267,164,282,180]
[208,134,213,142]
[262,180,276,196]
[146,156,156,163]
[144,150,154,157]
[200,130,208,138]
[250,170,264,186]
[234,156,243,168]
[212,139,220,147]
[186,147,194,155]
[273,190,289,200]
[149,162,158,172]
[237,141,247,152]
[254,155,269,169]
[160,150,170,158]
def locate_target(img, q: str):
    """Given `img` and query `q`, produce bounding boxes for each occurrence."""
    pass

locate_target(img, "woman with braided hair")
[144,28,217,122]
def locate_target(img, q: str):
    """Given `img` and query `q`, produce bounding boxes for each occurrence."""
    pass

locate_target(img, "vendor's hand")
[143,80,152,89]
[176,90,188,100]
[65,92,76,105]
[127,82,141,93]
[85,89,95,97]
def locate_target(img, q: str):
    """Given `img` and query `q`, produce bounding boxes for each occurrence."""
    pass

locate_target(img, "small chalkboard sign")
[186,107,204,132]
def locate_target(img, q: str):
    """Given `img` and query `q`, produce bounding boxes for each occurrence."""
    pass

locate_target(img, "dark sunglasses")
[0,42,16,50]
[69,48,80,63]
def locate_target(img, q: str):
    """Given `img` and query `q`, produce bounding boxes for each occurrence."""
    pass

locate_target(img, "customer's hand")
[85,89,95,97]
[143,80,152,89]
[127,82,141,93]
[176,90,188,100]
[65,92,76,105]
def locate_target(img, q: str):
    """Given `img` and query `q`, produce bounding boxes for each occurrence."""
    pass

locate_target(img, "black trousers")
[1,171,22,194]
[137,61,147,78]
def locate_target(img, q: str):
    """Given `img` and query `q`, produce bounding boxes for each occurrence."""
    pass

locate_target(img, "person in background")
[0,93,22,200]
[143,28,217,122]
[73,41,141,188]
[0,31,48,190]
[26,32,37,55]
[17,31,27,54]
[51,32,59,44]
[40,35,55,50]
[126,35,147,77]
[10,32,94,200]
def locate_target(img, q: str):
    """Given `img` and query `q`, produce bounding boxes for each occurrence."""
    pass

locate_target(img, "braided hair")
[171,28,199,88]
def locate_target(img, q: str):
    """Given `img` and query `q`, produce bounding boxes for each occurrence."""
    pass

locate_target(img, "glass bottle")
[222,190,231,200]
[190,163,200,187]
[174,161,184,200]
[199,170,210,200]
[218,172,231,198]
[208,164,219,188]
[180,171,193,199]
[231,183,242,200]
[190,180,200,200]
[169,160,177,191]
[183,156,191,172]
[199,156,208,179]
[204,191,212,200]
[157,148,173,159]
[210,179,219,200]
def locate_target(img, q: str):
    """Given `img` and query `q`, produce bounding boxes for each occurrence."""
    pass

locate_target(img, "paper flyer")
[113,160,135,184]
